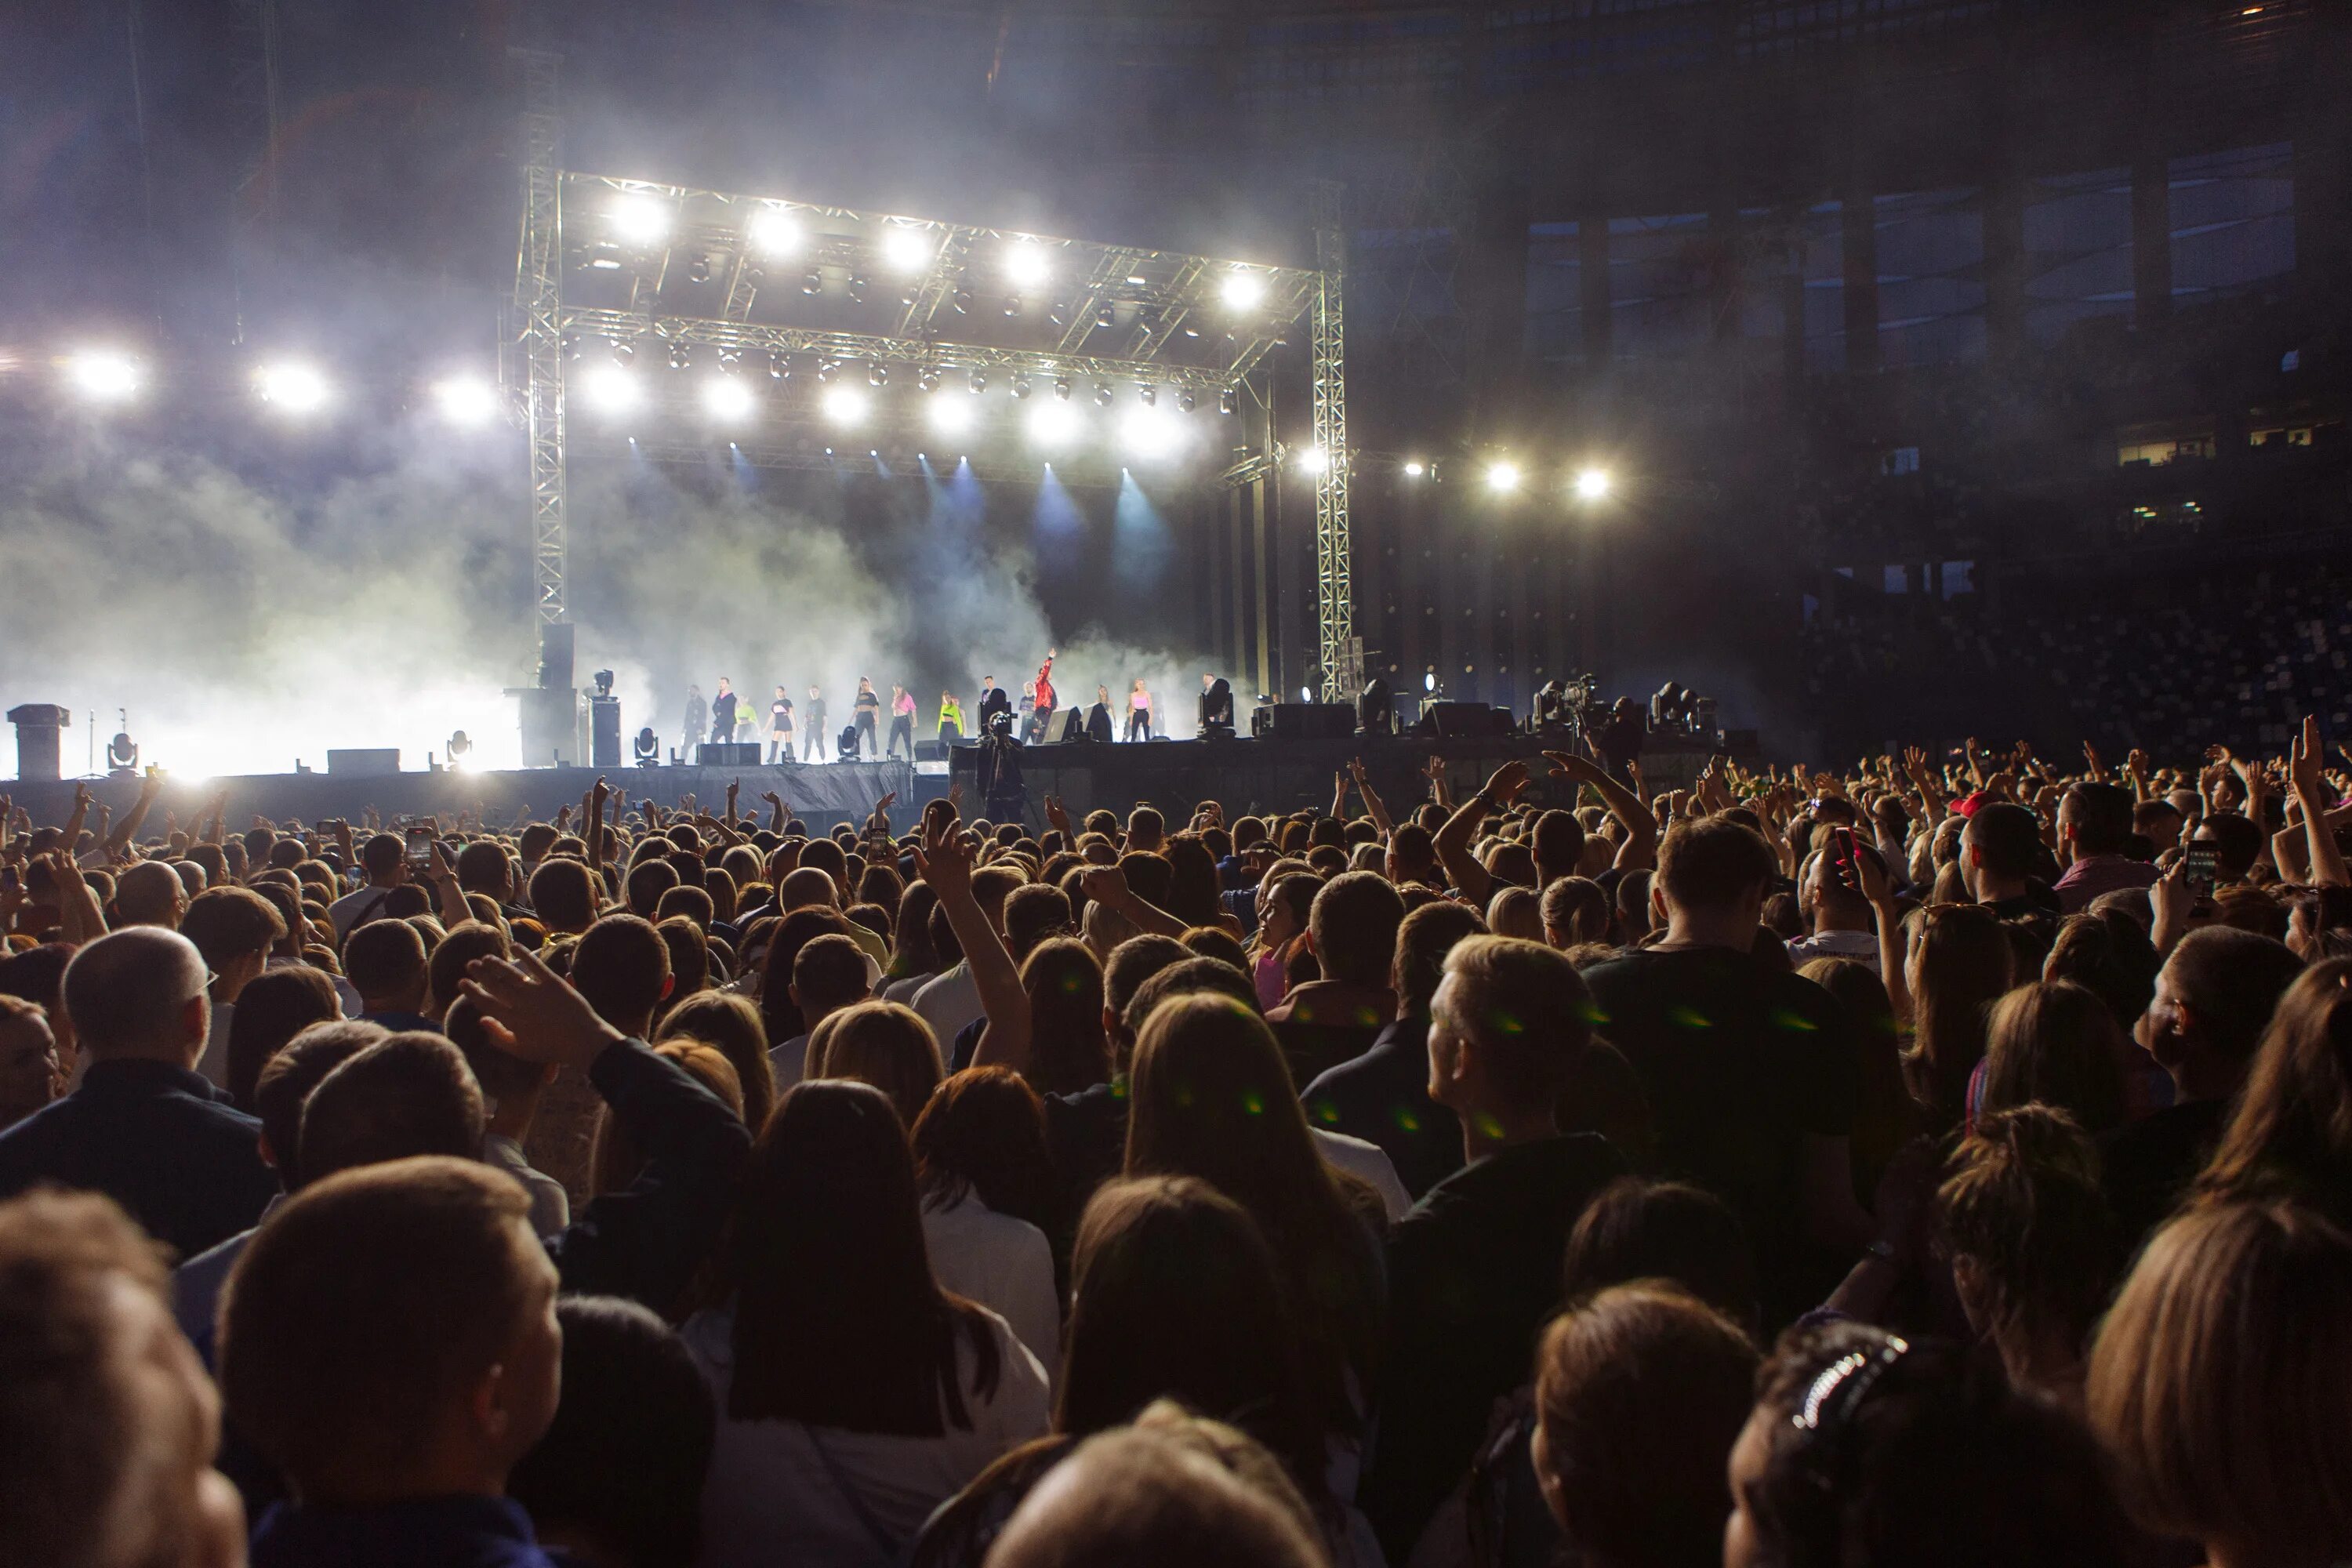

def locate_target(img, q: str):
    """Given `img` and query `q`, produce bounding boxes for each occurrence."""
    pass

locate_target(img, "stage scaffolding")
[508,59,1353,699]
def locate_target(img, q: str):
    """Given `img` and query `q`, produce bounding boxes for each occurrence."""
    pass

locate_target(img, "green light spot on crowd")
[1770,1008,1817,1031]
[1243,1091,1265,1116]
[1669,1005,1711,1029]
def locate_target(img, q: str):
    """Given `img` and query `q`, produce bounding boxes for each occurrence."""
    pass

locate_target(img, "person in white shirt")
[1784,837,1887,975]
[909,1067,1065,1382]
[328,833,410,942]
[912,864,1026,1051]
[768,933,870,1091]
[686,1081,1050,1568]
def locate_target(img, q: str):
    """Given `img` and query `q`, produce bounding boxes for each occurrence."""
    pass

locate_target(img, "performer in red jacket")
[1033,648,1059,736]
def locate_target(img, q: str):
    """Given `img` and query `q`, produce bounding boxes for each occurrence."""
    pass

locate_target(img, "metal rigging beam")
[1309,180,1353,702]
[512,47,567,626]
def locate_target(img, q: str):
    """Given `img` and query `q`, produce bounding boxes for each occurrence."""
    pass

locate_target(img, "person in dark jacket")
[0,927,278,1258]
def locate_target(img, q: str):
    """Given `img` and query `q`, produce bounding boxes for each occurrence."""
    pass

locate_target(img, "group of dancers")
[682,652,1167,763]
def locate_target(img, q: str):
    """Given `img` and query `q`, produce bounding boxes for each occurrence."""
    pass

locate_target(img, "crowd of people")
[2,723,2349,1568]
[681,655,1169,764]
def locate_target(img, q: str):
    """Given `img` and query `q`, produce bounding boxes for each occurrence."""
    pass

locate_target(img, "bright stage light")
[1221,270,1267,310]
[702,377,756,423]
[255,361,329,415]
[1294,445,1330,477]
[821,383,869,426]
[1484,460,1522,494]
[927,394,973,437]
[64,349,140,404]
[1027,399,1081,448]
[612,194,670,246]
[882,225,934,274]
[432,376,498,425]
[1402,459,1426,478]
[748,205,800,255]
[581,363,641,415]
[1005,239,1052,289]
[1573,466,1613,500]
[1120,405,1182,459]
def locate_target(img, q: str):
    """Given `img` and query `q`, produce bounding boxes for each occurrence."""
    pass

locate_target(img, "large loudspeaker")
[537,622,575,691]
[1422,702,1512,739]
[696,743,764,767]
[327,749,401,778]
[589,697,622,769]
[1250,702,1357,742]
[7,704,68,782]
[518,688,578,767]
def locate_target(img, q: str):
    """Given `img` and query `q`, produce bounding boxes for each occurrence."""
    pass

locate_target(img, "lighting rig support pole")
[1310,180,1354,703]
[514,47,568,626]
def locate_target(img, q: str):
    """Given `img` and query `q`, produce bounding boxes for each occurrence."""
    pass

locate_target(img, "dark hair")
[180,887,286,973]
[1534,1284,1757,1568]
[1392,901,1488,1016]
[1531,809,1586,880]
[2199,959,2352,1217]
[1004,883,1075,962]
[2194,811,2267,884]
[891,882,943,981]
[722,1081,1002,1436]
[1123,955,1258,1040]
[2164,926,2307,1067]
[426,920,510,1020]
[1019,938,1112,1097]
[1102,934,1194,1033]
[2043,909,2159,1036]
[791,932,871,1020]
[1904,904,2013,1127]
[1124,995,1384,1436]
[508,1298,715,1568]
[528,858,599,933]
[1439,936,1595,1107]
[2063,783,2137,858]
[1307,871,1406,990]
[220,1157,541,1502]
[224,965,341,1112]
[1162,836,1226,929]
[1539,876,1609,947]
[1058,1176,1323,1490]
[1744,1322,2132,1568]
[343,917,426,1001]
[760,907,858,1042]
[1656,818,1777,912]
[298,1032,485,1182]
[1977,981,2127,1134]
[1938,1105,2120,1361]
[626,859,681,920]
[1965,803,2044,881]
[572,915,673,1030]
[910,1068,1058,1235]
[1562,1176,1759,1333]
[252,1022,385,1188]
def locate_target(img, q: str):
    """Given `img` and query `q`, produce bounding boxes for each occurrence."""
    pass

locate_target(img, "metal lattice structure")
[512,88,1351,666]
[1310,180,1353,702]
[512,49,568,626]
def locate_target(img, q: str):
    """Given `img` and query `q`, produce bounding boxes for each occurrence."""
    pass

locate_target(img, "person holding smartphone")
[1787,826,1886,972]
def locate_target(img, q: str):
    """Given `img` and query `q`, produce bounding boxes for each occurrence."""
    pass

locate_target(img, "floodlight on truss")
[1484,460,1522,494]
[1573,466,1613,500]
[1004,239,1053,289]
[820,384,869,426]
[432,376,500,426]
[748,205,801,256]
[1293,445,1330,477]
[927,394,974,437]
[881,225,935,274]
[63,349,142,404]
[1120,405,1184,460]
[702,377,757,423]
[581,363,641,415]
[611,193,670,246]
[1027,399,1082,448]
[1221,269,1268,310]
[255,361,330,415]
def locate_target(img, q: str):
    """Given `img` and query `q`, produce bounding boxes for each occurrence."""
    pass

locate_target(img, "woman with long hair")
[1009,938,1111,1098]
[1893,902,2013,1127]
[884,882,945,1001]
[2198,958,2352,1220]
[910,1068,1063,1379]
[655,990,777,1137]
[1973,979,2129,1136]
[1123,993,1387,1453]
[1160,834,1231,932]
[811,1001,942,1129]
[1248,872,1319,1012]
[684,1081,1051,1566]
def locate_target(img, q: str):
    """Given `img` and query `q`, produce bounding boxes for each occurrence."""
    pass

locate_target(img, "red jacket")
[1034,657,1056,712]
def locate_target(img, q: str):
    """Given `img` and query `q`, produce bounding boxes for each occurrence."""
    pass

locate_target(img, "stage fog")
[0,423,1213,779]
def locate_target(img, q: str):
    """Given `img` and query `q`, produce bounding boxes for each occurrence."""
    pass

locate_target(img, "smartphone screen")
[1831,826,1859,886]
[2183,843,2219,902]
[405,827,433,869]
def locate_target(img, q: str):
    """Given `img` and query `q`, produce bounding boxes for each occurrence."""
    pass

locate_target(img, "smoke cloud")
[0,426,1210,781]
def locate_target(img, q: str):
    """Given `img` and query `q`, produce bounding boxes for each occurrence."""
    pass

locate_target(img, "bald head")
[112,861,190,930]
[62,927,209,1067]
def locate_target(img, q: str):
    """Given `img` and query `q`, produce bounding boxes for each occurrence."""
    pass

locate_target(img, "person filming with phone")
[327,829,412,942]
[1788,826,1888,973]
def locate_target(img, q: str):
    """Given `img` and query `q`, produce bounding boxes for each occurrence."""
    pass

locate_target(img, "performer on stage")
[768,686,795,764]
[854,677,882,758]
[1033,648,1059,736]
[684,684,706,756]
[887,684,916,760]
[1087,685,1115,744]
[802,684,828,761]
[1018,681,1041,745]
[710,678,739,745]
[1127,677,1155,742]
[1200,672,1235,734]
[938,690,966,745]
[977,676,1011,735]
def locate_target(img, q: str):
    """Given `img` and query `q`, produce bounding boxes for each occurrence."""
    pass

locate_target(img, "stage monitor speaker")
[537,622,575,692]
[1427,702,1511,739]
[327,748,401,778]
[7,704,69,782]
[696,743,764,768]
[1252,702,1356,742]
[589,697,622,769]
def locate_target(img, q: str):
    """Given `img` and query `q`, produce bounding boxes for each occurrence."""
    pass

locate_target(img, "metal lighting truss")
[517,154,1355,664]
[1309,180,1353,702]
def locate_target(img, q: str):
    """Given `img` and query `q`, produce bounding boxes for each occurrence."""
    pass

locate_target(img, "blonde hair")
[810,1001,942,1128]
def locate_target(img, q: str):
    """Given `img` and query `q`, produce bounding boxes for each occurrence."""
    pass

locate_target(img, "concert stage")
[6,731,1746,837]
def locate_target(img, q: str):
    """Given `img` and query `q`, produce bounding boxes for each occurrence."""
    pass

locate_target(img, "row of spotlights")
[60,348,504,427]
[584,359,1225,418]
[607,196,1269,312]
[1289,445,1614,499]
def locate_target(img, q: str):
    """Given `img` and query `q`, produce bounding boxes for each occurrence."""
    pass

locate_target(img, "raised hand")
[2289,715,2326,802]
[1080,864,1131,909]
[2082,741,2104,779]
[913,811,976,900]
[1477,759,1532,811]
[1542,749,1605,786]
[458,948,626,1066]
[1044,795,1074,840]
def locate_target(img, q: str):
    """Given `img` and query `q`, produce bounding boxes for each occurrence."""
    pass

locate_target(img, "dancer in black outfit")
[709,678,738,745]
[802,684,828,761]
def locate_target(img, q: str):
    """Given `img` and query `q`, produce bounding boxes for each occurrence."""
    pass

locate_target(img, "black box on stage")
[1421,702,1512,739]
[1251,703,1357,742]
[696,743,764,767]
[536,622,575,691]
[589,697,622,769]
[7,704,69,782]
[327,749,401,778]
[916,740,949,763]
